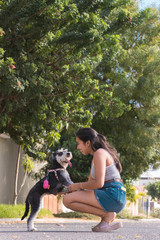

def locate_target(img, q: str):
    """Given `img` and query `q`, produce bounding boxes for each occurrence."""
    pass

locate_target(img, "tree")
[146,182,160,201]
[92,5,160,181]
[49,1,160,182]
[0,0,159,183]
[0,0,129,158]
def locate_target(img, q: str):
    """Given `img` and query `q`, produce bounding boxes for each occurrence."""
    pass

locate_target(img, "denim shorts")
[94,182,126,213]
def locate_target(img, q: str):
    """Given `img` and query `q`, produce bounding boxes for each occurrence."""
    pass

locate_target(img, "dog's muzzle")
[66,152,72,167]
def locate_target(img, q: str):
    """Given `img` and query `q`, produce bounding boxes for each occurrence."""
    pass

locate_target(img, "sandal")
[91,218,104,231]
[92,221,122,232]
[92,213,115,231]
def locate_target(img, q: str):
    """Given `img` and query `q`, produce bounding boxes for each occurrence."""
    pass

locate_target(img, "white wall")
[0,135,35,204]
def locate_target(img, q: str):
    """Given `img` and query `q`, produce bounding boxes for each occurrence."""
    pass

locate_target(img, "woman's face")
[76,137,93,155]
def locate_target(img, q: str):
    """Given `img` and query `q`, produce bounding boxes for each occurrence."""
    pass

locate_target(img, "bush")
[151,208,160,218]
[117,208,146,219]
[117,208,131,219]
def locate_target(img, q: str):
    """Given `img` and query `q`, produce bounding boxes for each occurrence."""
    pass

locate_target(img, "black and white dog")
[21,149,73,231]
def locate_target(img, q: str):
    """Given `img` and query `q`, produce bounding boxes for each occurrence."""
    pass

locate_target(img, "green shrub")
[37,208,54,219]
[151,208,160,218]
[117,208,131,219]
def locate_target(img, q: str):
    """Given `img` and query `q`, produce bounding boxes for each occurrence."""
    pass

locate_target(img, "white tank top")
[91,163,121,181]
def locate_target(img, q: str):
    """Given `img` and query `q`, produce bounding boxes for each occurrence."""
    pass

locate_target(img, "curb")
[0,218,160,224]
[0,218,98,224]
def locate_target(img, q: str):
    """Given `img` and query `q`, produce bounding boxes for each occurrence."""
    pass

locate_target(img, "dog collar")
[43,168,65,189]
[48,168,64,181]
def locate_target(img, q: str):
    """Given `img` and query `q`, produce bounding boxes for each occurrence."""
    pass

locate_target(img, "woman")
[63,128,126,232]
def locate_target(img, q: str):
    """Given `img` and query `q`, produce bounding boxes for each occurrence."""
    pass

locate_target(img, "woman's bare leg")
[63,190,115,223]
[103,212,116,224]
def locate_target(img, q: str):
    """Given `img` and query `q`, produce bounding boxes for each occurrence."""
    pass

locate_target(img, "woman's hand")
[67,183,82,192]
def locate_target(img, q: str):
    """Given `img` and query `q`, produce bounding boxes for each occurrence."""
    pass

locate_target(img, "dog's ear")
[49,152,56,161]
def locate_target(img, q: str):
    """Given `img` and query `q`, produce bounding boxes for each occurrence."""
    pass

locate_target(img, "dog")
[21,149,73,231]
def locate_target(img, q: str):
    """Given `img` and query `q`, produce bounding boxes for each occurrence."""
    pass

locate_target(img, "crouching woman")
[63,128,126,232]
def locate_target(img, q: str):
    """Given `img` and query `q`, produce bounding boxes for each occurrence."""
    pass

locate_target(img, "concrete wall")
[0,134,35,204]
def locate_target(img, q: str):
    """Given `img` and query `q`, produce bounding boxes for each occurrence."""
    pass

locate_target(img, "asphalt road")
[0,219,160,240]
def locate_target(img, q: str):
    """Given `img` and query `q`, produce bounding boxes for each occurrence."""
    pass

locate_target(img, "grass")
[0,204,157,220]
[0,204,53,219]
[56,211,147,220]
[0,204,100,220]
[54,212,100,220]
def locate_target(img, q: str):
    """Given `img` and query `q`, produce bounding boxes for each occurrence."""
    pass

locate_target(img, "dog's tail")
[21,196,30,220]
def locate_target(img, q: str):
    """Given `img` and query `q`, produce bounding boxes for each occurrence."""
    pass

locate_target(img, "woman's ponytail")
[76,128,122,173]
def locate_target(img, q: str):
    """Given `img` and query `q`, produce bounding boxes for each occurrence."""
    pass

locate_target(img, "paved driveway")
[0,218,160,240]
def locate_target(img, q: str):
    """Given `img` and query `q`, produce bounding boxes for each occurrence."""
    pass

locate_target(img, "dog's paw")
[28,227,37,232]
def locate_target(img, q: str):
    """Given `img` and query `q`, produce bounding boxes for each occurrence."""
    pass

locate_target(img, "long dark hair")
[76,128,122,173]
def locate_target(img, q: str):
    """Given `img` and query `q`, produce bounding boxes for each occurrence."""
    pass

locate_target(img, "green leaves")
[21,154,34,174]
[146,182,160,201]
[0,0,159,182]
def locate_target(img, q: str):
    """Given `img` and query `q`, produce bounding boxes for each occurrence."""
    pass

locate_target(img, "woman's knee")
[63,194,71,208]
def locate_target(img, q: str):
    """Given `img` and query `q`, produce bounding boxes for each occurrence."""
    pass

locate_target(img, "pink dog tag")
[43,179,50,189]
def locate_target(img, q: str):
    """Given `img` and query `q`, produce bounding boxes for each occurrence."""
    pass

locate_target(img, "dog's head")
[50,148,72,169]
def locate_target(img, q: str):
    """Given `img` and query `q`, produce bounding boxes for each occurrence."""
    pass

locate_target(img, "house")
[138,167,160,186]
[132,167,160,216]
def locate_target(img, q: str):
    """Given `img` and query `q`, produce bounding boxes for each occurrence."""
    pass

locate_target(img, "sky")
[139,0,160,10]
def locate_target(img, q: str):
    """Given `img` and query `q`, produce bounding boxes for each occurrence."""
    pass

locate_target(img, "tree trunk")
[13,145,21,205]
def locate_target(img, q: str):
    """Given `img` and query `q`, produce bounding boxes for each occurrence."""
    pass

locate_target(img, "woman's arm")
[88,160,94,181]
[68,149,107,192]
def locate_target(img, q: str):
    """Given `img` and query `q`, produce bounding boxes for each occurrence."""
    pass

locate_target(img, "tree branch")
[17,169,27,196]
[13,145,21,205]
